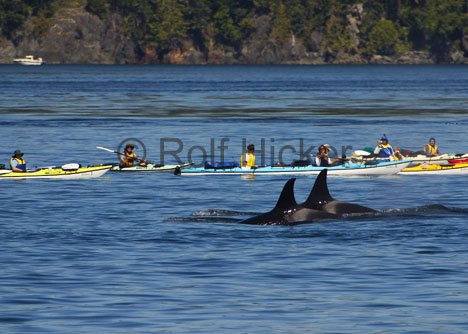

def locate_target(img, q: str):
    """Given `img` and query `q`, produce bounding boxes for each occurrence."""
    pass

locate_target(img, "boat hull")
[13,61,43,65]
[0,165,112,179]
[181,160,411,176]
[404,153,468,165]
[111,163,193,172]
[13,55,44,65]
[447,158,468,164]
[400,163,468,175]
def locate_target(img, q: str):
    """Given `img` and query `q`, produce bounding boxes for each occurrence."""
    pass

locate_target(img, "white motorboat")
[13,55,44,65]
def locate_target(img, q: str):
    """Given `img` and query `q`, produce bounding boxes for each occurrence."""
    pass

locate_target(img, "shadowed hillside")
[0,0,466,64]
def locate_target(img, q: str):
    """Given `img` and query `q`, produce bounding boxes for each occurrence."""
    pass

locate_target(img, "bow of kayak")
[0,164,113,179]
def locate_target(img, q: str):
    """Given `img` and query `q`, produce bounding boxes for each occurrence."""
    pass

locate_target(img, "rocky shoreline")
[1,5,467,65]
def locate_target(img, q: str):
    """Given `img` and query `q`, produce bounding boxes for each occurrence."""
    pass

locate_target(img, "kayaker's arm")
[97,146,150,165]
[132,156,147,164]
[11,166,26,172]
[120,155,147,166]
[10,160,26,172]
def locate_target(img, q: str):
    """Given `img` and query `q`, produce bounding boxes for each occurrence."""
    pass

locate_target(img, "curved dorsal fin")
[274,178,297,210]
[303,169,334,208]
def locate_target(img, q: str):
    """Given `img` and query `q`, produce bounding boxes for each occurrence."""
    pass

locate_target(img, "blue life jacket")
[10,157,26,171]
[377,144,394,158]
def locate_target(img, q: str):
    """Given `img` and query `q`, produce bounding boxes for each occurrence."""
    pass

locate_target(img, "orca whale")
[301,169,376,217]
[240,177,335,225]
[240,169,375,225]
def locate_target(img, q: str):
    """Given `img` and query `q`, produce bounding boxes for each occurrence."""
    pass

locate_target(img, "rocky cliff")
[1,5,135,64]
[1,3,467,65]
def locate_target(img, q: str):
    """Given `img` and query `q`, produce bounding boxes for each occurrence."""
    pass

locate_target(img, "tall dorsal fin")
[303,169,334,208]
[274,178,297,210]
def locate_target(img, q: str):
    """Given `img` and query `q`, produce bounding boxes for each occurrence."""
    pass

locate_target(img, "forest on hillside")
[1,0,466,63]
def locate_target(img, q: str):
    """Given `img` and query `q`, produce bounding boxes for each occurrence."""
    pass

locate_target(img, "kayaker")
[240,144,257,168]
[119,143,146,168]
[424,137,440,157]
[315,144,341,166]
[373,135,399,160]
[393,147,404,160]
[10,150,27,172]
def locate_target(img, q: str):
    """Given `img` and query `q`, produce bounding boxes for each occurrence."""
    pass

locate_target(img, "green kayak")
[110,162,193,172]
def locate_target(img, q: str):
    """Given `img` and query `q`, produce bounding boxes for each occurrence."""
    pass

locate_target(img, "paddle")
[96,146,158,166]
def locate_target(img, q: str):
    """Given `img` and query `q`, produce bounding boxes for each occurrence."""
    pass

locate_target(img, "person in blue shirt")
[373,135,400,160]
[10,150,27,172]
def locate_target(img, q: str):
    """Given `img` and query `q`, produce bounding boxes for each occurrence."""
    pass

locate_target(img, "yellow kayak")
[400,163,468,175]
[0,164,112,179]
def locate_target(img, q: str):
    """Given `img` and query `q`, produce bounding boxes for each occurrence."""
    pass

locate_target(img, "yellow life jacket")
[240,152,255,167]
[424,144,439,156]
[122,152,137,167]
[10,157,26,171]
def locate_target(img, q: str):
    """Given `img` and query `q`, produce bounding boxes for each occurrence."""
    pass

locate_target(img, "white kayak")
[181,160,411,176]
[0,164,112,179]
[353,149,468,166]
[404,153,468,165]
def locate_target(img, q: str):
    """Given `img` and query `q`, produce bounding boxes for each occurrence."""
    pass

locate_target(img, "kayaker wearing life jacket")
[119,144,145,168]
[10,150,27,172]
[424,137,440,157]
[240,144,256,168]
[315,144,333,166]
[315,144,342,166]
[373,135,400,161]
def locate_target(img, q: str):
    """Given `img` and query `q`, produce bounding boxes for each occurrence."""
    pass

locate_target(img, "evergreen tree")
[367,19,404,55]
[271,1,291,42]
[147,0,188,52]
[323,1,351,54]
[86,0,109,19]
[0,0,29,38]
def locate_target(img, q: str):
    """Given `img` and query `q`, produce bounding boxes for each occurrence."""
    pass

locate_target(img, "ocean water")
[1,65,468,333]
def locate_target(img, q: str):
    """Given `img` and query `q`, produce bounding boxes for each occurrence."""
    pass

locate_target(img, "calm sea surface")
[1,65,468,333]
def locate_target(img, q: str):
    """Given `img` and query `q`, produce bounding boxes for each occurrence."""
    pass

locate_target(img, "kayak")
[447,158,468,164]
[351,150,447,165]
[350,147,468,167]
[356,148,468,166]
[110,162,193,172]
[402,153,468,165]
[400,163,468,175]
[0,164,112,179]
[181,160,411,176]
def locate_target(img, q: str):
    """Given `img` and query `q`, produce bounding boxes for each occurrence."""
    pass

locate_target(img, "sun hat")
[12,149,24,157]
